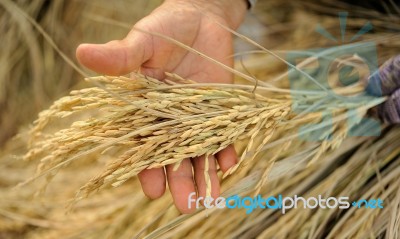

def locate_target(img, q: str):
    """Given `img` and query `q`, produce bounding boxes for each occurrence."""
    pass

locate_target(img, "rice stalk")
[23,73,292,202]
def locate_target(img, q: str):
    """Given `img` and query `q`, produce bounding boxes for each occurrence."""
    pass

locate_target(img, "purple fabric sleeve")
[378,88,400,124]
[366,56,400,96]
[367,55,400,124]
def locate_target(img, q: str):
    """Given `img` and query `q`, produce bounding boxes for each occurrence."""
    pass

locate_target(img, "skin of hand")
[76,0,247,213]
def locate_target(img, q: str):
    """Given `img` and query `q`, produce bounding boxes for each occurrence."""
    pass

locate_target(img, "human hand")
[76,0,247,213]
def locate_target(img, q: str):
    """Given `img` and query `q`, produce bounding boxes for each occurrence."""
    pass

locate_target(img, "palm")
[136,3,233,84]
[76,0,244,214]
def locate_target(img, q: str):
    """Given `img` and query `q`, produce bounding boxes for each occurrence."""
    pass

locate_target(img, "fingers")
[192,155,220,200]
[216,145,237,173]
[76,34,152,76]
[166,159,196,214]
[138,168,166,199]
[139,146,237,214]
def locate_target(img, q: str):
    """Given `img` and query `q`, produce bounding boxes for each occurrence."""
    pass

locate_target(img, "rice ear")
[23,73,292,202]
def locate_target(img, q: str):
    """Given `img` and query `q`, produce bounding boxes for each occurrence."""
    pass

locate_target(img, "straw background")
[0,0,399,238]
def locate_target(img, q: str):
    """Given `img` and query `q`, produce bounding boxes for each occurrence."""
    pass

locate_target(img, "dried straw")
[1,0,400,239]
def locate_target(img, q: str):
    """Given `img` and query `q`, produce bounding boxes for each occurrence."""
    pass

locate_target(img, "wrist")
[165,0,247,29]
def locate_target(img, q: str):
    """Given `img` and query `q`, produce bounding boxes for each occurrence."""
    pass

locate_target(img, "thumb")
[76,35,152,76]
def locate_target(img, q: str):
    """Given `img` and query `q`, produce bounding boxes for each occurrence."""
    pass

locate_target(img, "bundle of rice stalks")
[10,70,384,238]
[22,67,380,201]
[24,73,291,200]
